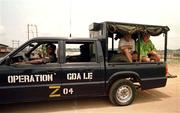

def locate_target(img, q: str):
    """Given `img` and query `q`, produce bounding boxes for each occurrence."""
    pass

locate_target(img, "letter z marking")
[49,86,61,98]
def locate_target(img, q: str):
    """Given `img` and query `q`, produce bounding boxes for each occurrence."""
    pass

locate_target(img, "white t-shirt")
[118,38,135,53]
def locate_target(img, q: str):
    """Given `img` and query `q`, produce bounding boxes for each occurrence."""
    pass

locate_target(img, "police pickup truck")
[0,22,169,106]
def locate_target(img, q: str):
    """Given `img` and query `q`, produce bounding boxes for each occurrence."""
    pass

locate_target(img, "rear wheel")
[109,79,136,106]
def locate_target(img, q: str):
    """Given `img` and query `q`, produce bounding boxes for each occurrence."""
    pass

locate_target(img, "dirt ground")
[0,64,180,113]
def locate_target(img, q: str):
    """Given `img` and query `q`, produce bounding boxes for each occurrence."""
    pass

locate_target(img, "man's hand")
[148,51,157,55]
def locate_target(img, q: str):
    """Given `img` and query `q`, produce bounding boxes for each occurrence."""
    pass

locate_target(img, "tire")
[109,79,136,106]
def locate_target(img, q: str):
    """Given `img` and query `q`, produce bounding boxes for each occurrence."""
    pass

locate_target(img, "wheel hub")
[116,85,132,103]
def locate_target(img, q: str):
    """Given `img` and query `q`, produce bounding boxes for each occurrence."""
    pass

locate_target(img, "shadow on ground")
[135,89,170,104]
[0,89,171,113]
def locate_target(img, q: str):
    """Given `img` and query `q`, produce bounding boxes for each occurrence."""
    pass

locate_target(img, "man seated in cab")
[18,43,57,64]
[136,32,160,62]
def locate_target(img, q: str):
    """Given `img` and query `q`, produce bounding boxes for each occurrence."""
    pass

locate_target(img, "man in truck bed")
[136,32,160,62]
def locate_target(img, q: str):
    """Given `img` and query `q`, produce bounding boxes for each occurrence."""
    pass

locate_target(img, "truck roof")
[104,21,169,28]
[89,21,170,36]
[30,37,99,42]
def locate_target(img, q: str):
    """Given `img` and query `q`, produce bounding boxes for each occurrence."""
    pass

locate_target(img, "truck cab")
[0,37,107,104]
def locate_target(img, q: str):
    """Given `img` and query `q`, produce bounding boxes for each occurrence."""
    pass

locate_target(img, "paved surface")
[0,64,180,113]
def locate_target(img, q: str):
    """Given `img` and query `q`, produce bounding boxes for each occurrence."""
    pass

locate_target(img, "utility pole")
[12,40,20,50]
[27,24,29,40]
[27,24,38,40]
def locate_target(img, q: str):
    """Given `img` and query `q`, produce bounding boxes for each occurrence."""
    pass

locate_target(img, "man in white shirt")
[119,33,135,62]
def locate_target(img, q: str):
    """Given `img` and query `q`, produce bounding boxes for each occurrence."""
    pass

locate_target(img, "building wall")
[0,44,9,57]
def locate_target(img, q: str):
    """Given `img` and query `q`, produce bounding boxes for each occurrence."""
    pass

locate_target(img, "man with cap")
[44,43,57,63]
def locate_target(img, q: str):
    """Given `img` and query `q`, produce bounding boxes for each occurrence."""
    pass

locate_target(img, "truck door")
[0,63,61,103]
[0,41,62,104]
[60,40,105,97]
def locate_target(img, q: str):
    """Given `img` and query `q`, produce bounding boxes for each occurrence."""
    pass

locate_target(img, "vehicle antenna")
[69,0,72,37]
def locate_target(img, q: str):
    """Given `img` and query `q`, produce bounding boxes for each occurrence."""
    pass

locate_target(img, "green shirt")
[136,38,156,57]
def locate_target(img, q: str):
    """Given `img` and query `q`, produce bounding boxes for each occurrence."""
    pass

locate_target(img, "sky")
[0,0,180,49]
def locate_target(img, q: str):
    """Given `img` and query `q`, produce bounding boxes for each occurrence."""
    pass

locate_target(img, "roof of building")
[0,44,8,48]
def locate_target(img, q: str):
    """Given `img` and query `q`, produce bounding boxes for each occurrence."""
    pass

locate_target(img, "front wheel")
[109,79,136,106]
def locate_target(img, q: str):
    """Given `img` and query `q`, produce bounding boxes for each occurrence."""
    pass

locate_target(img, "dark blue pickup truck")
[0,22,169,106]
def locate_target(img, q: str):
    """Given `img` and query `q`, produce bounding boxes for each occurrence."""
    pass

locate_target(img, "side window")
[10,41,59,64]
[30,44,46,59]
[16,42,38,57]
[108,35,119,51]
[12,42,39,63]
[65,42,96,63]
[32,43,58,61]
